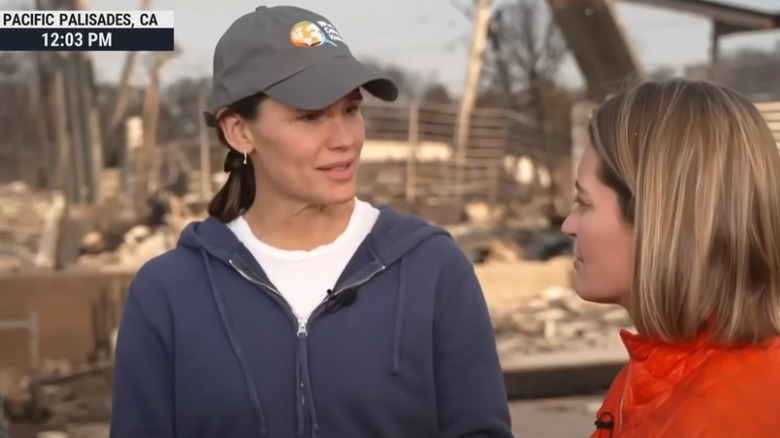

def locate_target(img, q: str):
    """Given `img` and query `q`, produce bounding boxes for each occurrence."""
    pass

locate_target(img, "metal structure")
[622,0,778,31]
[623,0,779,62]
[546,0,780,101]
[358,101,546,205]
[757,101,780,150]
[685,61,780,101]
[570,99,780,191]
[164,101,554,222]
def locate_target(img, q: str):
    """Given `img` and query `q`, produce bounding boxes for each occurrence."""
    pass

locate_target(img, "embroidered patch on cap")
[290,20,342,47]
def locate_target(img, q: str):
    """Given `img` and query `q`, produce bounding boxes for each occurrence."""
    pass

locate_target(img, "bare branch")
[480,0,567,108]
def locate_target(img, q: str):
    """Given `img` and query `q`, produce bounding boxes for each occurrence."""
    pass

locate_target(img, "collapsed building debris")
[475,256,632,355]
[77,224,176,269]
[76,193,204,270]
[0,183,572,273]
[0,358,112,438]
[0,183,61,272]
[0,180,590,437]
[0,181,205,273]
[491,285,632,354]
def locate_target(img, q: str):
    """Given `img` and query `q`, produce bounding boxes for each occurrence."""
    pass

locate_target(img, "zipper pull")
[297,318,307,337]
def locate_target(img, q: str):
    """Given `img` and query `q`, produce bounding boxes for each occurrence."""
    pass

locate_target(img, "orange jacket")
[590,329,780,438]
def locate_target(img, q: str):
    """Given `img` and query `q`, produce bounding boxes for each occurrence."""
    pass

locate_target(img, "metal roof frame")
[621,0,779,31]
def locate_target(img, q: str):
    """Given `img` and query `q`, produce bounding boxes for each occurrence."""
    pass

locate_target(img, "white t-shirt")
[226,199,380,320]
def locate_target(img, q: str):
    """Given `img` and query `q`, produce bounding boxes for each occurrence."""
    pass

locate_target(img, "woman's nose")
[327,117,357,150]
[561,213,577,237]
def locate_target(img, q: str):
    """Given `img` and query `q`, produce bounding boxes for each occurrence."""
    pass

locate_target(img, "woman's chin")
[574,283,626,306]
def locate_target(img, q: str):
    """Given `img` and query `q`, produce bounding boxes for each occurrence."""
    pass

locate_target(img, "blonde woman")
[562,79,780,437]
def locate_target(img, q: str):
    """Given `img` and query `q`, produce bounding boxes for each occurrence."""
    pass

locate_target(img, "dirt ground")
[479,257,612,437]
[10,396,602,438]
[476,256,574,312]
[510,395,603,437]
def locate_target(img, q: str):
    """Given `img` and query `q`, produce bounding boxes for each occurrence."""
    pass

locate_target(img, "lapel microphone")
[325,287,358,312]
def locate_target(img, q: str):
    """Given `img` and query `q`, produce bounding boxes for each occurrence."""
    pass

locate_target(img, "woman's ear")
[218,114,255,154]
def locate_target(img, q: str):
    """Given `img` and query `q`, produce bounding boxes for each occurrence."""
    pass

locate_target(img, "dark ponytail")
[206,92,266,222]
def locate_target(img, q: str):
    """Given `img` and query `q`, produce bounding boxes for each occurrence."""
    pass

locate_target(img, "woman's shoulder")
[127,246,204,298]
[660,340,780,433]
[135,245,202,279]
[372,203,470,263]
[619,344,780,437]
[687,338,780,387]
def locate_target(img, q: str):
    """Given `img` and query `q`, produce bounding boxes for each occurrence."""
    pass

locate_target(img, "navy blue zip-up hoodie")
[110,206,513,437]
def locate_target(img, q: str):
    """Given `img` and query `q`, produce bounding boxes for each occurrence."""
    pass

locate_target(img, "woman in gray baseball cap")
[110,5,512,438]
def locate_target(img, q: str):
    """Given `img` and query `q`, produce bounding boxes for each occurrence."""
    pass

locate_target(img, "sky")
[79,0,780,93]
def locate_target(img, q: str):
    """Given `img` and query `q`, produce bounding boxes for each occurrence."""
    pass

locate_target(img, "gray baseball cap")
[205,5,398,125]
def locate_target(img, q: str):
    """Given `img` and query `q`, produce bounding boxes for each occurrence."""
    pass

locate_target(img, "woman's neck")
[242,197,355,251]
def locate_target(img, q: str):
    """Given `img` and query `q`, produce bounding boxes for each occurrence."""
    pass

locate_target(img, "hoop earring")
[243,151,247,165]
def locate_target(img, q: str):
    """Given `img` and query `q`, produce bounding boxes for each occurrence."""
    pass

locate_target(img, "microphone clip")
[325,288,358,313]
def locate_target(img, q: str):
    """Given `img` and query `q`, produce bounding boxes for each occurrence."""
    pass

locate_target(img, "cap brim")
[264,56,399,110]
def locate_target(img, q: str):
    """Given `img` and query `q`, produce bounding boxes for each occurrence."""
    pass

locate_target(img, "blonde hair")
[590,79,780,343]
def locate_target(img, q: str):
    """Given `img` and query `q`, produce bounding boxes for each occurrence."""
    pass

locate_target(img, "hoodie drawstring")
[391,257,408,374]
[201,250,268,437]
